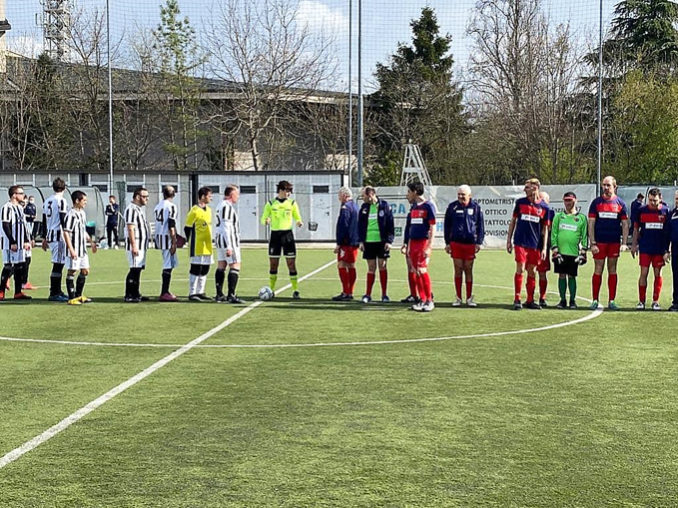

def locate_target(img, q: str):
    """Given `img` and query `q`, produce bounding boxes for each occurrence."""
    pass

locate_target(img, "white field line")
[0,259,336,470]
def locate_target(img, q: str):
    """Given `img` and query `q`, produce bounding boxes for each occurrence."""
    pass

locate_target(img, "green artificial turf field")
[1,247,678,506]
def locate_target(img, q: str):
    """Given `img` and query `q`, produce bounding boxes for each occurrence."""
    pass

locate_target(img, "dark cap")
[563,191,577,200]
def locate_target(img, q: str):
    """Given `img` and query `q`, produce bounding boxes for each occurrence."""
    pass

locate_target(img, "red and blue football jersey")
[632,204,669,255]
[588,196,628,244]
[404,201,436,242]
[512,197,550,249]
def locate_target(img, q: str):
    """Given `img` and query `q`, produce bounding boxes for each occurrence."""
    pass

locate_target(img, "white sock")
[189,274,198,295]
[197,275,207,295]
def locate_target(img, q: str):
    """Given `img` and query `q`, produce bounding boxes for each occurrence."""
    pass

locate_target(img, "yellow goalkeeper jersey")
[185,205,213,256]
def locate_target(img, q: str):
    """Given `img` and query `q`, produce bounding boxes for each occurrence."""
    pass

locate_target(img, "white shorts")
[50,240,67,264]
[66,253,90,271]
[127,250,147,268]
[161,249,179,269]
[190,255,213,266]
[216,247,241,264]
[2,248,26,265]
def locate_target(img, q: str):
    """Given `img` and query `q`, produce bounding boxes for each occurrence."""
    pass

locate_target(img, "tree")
[205,0,337,171]
[371,7,466,184]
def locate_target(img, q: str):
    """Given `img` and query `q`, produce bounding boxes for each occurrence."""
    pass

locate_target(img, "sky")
[4,0,618,92]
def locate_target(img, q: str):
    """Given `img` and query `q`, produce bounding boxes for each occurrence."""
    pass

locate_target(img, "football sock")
[197,275,207,295]
[125,269,134,298]
[269,271,278,291]
[466,280,473,300]
[653,277,663,302]
[416,274,427,301]
[454,276,462,299]
[76,273,87,298]
[592,273,602,300]
[50,263,64,296]
[25,256,31,281]
[568,277,577,302]
[558,277,567,301]
[514,273,523,301]
[189,274,198,296]
[66,274,75,300]
[365,272,375,297]
[338,267,348,294]
[290,272,298,291]
[13,263,26,294]
[161,269,172,295]
[227,268,239,297]
[347,267,357,295]
[379,269,388,296]
[539,278,547,300]
[215,268,226,297]
[608,273,618,301]
[0,264,12,293]
[421,272,432,301]
[526,275,536,303]
[132,268,142,298]
[639,283,647,303]
[408,272,418,297]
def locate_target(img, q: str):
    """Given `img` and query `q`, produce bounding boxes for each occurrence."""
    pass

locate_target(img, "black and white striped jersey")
[153,199,178,250]
[43,193,69,242]
[63,208,88,258]
[214,200,240,249]
[1,202,29,250]
[124,203,150,251]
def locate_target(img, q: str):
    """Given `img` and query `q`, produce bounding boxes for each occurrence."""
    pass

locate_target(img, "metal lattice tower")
[41,0,72,61]
[399,143,432,187]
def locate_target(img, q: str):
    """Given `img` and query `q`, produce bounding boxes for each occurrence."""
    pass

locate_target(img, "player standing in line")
[665,190,678,312]
[214,184,245,304]
[358,186,394,303]
[401,182,436,312]
[41,178,70,302]
[332,187,360,301]
[261,180,303,299]
[630,187,669,311]
[20,197,35,291]
[63,191,97,305]
[550,192,588,309]
[185,186,214,302]
[105,195,120,249]
[506,178,550,310]
[0,186,32,300]
[124,187,151,303]
[588,175,629,310]
[443,184,485,307]
[154,185,179,302]
[536,191,555,307]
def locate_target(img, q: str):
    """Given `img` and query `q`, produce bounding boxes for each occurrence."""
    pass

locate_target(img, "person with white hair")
[332,186,360,301]
[443,184,485,307]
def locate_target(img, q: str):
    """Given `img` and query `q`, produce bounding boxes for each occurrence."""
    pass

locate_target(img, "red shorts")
[449,242,476,261]
[408,239,430,269]
[592,242,620,260]
[514,245,540,266]
[639,253,665,268]
[337,245,358,264]
[537,255,550,273]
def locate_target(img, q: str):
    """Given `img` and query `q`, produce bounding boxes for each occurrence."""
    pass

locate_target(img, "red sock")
[347,267,357,295]
[379,269,388,296]
[592,273,602,300]
[608,274,618,301]
[408,272,418,297]
[653,277,663,302]
[514,273,523,301]
[526,276,536,303]
[454,276,463,299]
[338,268,348,294]
[639,284,647,303]
[422,272,432,301]
[539,277,547,300]
[366,272,375,297]
[416,274,427,300]
[466,280,473,299]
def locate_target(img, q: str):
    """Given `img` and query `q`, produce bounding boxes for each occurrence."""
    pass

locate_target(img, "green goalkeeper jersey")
[261,198,302,231]
[551,211,588,256]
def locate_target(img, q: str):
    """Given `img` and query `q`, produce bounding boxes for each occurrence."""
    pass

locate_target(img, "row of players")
[1,176,677,310]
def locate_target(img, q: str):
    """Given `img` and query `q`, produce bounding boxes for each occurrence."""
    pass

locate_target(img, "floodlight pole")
[356,0,363,187]
[107,0,114,195]
[597,0,603,192]
[347,0,353,185]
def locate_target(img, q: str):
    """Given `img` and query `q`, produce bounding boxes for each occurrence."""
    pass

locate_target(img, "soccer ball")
[258,286,274,301]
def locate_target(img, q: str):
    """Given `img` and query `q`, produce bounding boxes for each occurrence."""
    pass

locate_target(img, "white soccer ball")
[258,286,274,301]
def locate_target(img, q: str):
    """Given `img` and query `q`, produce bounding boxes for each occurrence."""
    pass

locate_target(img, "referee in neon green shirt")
[261,180,303,298]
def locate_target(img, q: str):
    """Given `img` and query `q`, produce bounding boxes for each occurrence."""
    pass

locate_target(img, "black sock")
[76,274,87,297]
[125,269,135,298]
[15,263,27,294]
[51,263,64,296]
[227,268,239,297]
[215,268,226,297]
[161,269,172,295]
[0,264,12,292]
[133,268,142,298]
[66,274,76,300]
[25,256,31,281]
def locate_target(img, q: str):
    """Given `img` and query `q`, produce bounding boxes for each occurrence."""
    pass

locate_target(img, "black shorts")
[362,241,390,260]
[554,254,579,277]
[269,230,296,258]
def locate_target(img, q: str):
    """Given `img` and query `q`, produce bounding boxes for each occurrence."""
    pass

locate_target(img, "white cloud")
[5,34,45,58]
[297,0,348,36]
